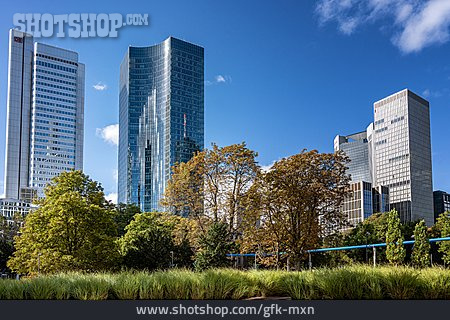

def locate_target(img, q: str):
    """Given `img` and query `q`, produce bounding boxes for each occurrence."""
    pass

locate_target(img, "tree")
[411,220,430,268]
[1,214,23,273]
[385,209,406,265]
[7,171,119,274]
[119,212,198,270]
[162,142,260,239]
[114,203,141,237]
[242,150,350,269]
[195,222,234,271]
[436,213,450,265]
[119,212,175,270]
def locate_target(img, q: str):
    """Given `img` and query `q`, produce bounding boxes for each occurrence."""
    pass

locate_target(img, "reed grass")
[0,265,449,300]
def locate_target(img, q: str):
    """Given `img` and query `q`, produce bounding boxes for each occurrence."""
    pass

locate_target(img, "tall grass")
[0,265,449,300]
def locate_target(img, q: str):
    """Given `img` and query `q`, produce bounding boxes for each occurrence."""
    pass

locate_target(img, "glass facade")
[3,30,84,200]
[118,37,204,212]
[433,190,450,222]
[373,89,433,225]
[334,131,372,183]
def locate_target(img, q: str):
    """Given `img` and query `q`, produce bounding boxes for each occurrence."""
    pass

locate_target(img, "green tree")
[436,213,450,265]
[411,220,430,268]
[7,171,119,274]
[119,212,174,270]
[195,222,234,271]
[1,214,23,273]
[114,203,141,237]
[385,209,406,265]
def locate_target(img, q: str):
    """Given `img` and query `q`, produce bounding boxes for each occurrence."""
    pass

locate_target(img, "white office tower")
[3,29,85,200]
[373,89,433,225]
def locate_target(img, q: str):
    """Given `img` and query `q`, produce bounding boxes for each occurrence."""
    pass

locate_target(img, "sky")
[0,0,449,203]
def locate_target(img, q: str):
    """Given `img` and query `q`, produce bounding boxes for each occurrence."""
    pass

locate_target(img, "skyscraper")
[334,127,372,183]
[118,37,204,211]
[3,29,85,200]
[373,89,433,224]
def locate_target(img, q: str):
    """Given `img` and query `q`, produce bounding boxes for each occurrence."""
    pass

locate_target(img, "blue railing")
[227,237,450,268]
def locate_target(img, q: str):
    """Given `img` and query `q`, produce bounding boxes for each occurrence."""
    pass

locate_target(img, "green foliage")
[0,214,23,273]
[385,209,406,265]
[436,213,450,265]
[114,203,141,237]
[7,170,119,274]
[412,220,430,268]
[118,212,195,270]
[195,222,234,271]
[0,266,450,300]
[119,212,176,270]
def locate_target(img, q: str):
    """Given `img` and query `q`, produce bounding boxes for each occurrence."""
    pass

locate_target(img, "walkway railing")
[227,237,450,269]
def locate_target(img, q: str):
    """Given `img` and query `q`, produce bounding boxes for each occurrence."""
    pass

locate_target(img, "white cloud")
[93,82,108,91]
[315,0,450,53]
[422,89,431,97]
[96,124,119,146]
[205,75,232,86]
[260,159,279,172]
[105,193,118,204]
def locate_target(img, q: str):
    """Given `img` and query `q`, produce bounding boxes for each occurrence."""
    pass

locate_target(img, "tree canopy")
[7,170,119,274]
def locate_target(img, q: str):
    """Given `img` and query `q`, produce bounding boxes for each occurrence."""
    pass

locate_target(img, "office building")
[3,29,85,201]
[334,126,372,183]
[341,181,389,230]
[373,89,433,225]
[0,198,36,220]
[118,37,204,211]
[433,190,450,222]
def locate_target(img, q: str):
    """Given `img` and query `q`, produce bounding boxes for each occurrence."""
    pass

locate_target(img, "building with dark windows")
[118,37,204,212]
[433,190,450,222]
[2,29,84,207]
[373,89,433,225]
[341,181,389,231]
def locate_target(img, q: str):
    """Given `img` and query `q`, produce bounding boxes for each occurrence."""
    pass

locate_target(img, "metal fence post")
[309,252,312,271]
[372,247,376,267]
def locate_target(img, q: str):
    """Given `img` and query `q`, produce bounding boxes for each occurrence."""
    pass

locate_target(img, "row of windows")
[375,126,388,134]
[35,93,76,104]
[36,87,77,99]
[34,131,75,140]
[34,139,76,147]
[36,68,77,81]
[36,99,77,111]
[36,60,77,73]
[33,157,75,165]
[36,81,77,92]
[35,106,76,117]
[391,116,405,124]
[35,125,75,135]
[36,74,76,87]
[375,139,387,145]
[36,53,78,66]
[33,151,75,159]
[36,112,76,124]
[34,144,75,153]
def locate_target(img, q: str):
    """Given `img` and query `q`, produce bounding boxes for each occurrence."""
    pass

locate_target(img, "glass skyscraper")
[373,89,433,225]
[118,37,204,211]
[3,29,84,200]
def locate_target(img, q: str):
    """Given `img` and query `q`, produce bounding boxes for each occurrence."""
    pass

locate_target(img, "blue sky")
[0,0,449,202]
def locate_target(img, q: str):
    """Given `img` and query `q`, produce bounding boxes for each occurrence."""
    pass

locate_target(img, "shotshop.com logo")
[13,13,149,38]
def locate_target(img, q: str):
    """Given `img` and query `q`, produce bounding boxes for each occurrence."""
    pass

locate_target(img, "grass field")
[0,265,449,300]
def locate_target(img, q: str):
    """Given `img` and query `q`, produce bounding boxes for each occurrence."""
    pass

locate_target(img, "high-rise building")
[118,37,204,211]
[334,127,372,184]
[3,29,85,200]
[433,190,450,222]
[373,89,433,225]
[341,181,389,230]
